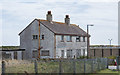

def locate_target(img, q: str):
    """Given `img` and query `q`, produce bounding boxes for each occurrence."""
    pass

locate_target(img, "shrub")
[107,56,116,59]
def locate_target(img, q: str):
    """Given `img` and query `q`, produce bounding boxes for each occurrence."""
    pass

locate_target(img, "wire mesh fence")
[2,58,108,74]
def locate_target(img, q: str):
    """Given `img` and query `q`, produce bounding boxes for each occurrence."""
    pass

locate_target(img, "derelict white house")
[19,11,90,60]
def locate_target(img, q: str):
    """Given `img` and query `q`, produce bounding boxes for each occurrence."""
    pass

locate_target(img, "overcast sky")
[0,0,119,46]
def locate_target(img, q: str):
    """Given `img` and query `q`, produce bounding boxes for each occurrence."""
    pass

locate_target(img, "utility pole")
[108,39,112,56]
[108,39,112,46]
[87,24,94,59]
[38,20,41,59]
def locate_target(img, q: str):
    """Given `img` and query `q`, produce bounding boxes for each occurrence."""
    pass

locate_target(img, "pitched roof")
[19,19,89,36]
[39,19,88,36]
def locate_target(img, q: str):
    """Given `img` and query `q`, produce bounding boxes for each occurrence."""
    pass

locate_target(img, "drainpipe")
[38,19,41,59]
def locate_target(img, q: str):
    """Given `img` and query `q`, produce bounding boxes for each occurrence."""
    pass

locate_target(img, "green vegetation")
[5,59,106,73]
[97,69,119,73]
[107,56,116,59]
[0,46,19,50]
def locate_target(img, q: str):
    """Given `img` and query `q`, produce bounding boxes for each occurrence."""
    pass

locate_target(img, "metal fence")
[2,58,108,74]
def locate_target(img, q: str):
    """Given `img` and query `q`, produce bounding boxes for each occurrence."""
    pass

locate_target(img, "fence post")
[106,58,108,69]
[59,59,62,75]
[84,59,86,73]
[91,59,94,73]
[2,61,5,75]
[97,59,100,71]
[34,60,38,75]
[73,59,76,75]
[116,56,119,71]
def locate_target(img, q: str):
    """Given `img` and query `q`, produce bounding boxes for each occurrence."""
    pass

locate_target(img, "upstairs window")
[66,36,72,42]
[76,36,81,42]
[61,35,64,42]
[33,35,38,39]
[42,35,44,40]
[83,36,85,42]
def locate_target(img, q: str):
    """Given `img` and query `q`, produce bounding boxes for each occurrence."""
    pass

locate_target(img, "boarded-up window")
[67,50,72,58]
[61,50,64,58]
[32,50,38,58]
[76,49,81,58]
[41,50,49,56]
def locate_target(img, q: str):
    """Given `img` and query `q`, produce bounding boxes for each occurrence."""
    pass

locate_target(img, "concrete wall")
[40,23,54,58]
[20,19,38,60]
[90,48,119,58]
[55,35,87,58]
[20,19,54,59]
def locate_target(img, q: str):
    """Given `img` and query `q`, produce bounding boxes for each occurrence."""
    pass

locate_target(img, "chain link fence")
[2,58,108,74]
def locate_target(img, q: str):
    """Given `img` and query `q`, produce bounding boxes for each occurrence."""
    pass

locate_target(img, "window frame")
[41,35,44,40]
[41,50,50,56]
[61,50,64,58]
[83,36,85,42]
[33,35,38,39]
[66,36,72,42]
[61,35,64,42]
[32,50,38,58]
[76,36,81,42]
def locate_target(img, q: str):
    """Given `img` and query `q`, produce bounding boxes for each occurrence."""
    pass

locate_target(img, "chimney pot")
[66,15,69,18]
[48,11,51,14]
[65,15,70,26]
[46,11,52,22]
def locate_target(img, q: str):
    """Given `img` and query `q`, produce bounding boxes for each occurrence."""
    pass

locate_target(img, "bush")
[77,56,91,59]
[107,56,116,59]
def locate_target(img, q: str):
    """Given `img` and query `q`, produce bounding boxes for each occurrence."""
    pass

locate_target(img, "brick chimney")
[46,11,52,22]
[65,15,70,26]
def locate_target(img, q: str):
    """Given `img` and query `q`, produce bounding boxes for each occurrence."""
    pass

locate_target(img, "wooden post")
[34,60,38,75]
[59,59,62,75]
[84,59,86,73]
[91,59,94,73]
[73,59,76,74]
[117,56,119,71]
[54,35,56,58]
[38,20,41,59]
[2,61,5,75]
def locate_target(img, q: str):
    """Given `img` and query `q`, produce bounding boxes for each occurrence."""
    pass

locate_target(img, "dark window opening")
[61,35,64,41]
[61,50,64,58]
[83,36,85,42]
[42,35,44,40]
[33,35,38,39]
[41,50,49,56]
[76,36,81,42]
